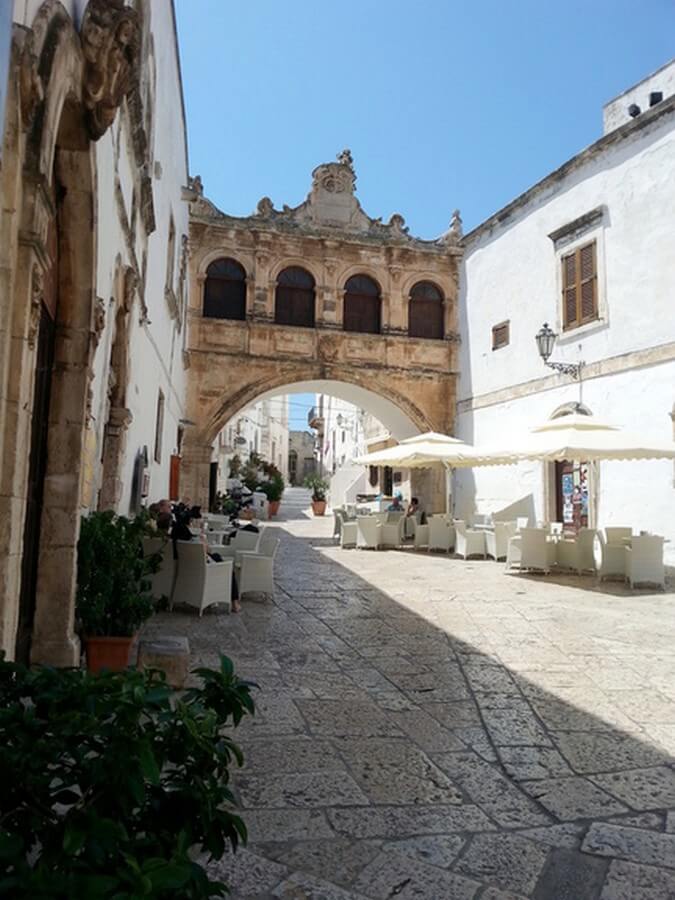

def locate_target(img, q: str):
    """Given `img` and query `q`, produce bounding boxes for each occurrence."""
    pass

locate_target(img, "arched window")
[409,281,444,339]
[343,274,381,334]
[275,267,316,327]
[203,258,246,320]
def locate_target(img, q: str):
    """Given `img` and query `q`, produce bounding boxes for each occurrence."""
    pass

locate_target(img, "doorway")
[555,459,589,534]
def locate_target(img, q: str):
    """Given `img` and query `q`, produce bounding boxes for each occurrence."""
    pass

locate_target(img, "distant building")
[288,431,316,486]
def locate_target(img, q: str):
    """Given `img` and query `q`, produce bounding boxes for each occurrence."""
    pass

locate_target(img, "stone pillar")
[180,440,213,509]
[98,406,133,510]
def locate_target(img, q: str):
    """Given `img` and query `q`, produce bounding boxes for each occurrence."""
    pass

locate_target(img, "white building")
[214,396,289,494]
[455,60,675,564]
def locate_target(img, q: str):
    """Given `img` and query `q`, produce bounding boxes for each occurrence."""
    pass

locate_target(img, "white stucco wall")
[456,101,675,564]
[603,58,675,133]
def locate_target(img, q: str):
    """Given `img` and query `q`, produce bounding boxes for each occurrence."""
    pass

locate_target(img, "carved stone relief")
[80,0,140,141]
[27,264,44,349]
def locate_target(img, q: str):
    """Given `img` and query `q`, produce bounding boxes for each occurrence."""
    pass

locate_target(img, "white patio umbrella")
[354,431,489,469]
[475,413,675,464]
[354,431,494,513]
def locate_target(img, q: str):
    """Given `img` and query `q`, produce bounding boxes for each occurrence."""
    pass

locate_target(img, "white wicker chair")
[556,528,597,575]
[357,516,382,549]
[516,516,529,530]
[216,529,261,559]
[485,522,516,561]
[505,535,522,571]
[173,541,232,615]
[237,537,280,599]
[414,523,430,550]
[381,515,406,549]
[508,528,553,574]
[143,537,175,604]
[605,526,632,544]
[455,521,486,559]
[340,521,357,548]
[598,531,627,582]
[428,517,453,552]
[625,535,665,589]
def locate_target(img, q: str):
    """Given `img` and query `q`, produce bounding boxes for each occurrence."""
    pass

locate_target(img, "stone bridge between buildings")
[180,151,463,507]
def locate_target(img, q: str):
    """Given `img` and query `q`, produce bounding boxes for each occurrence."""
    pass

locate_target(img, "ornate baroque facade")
[182,152,463,509]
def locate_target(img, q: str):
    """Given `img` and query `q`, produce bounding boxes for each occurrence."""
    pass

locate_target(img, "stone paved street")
[152,489,675,898]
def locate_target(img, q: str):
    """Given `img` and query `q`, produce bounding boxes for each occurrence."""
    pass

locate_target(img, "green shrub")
[76,510,161,637]
[0,655,255,899]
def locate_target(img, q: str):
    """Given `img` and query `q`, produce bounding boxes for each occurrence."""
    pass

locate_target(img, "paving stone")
[463,665,519,693]
[479,890,528,900]
[353,849,480,899]
[334,738,463,805]
[590,766,675,811]
[380,834,465,868]
[605,812,665,830]
[244,809,334,843]
[605,690,675,725]
[260,838,381,890]
[521,776,628,821]
[237,771,370,809]
[600,860,675,899]
[582,823,675,869]
[420,700,482,729]
[327,804,495,839]
[516,823,585,850]
[531,847,609,900]
[455,832,549,894]
[209,848,288,897]
[239,738,348,775]
[272,872,370,899]
[296,698,403,738]
[433,752,551,828]
[497,744,573,780]
[385,708,468,752]
[480,705,552,747]
[551,730,668,774]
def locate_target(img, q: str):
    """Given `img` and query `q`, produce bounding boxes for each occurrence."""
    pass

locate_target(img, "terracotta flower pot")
[268,500,280,518]
[84,635,135,674]
[311,499,327,516]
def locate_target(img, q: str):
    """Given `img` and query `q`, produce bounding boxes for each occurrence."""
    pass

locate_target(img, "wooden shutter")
[491,321,510,350]
[409,281,444,339]
[562,241,597,330]
[343,275,381,335]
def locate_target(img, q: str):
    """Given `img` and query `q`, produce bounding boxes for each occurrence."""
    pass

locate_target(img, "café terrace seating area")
[332,506,668,591]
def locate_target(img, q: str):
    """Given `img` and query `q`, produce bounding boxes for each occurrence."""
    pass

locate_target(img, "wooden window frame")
[203,257,247,321]
[561,240,598,331]
[491,320,510,351]
[408,281,445,340]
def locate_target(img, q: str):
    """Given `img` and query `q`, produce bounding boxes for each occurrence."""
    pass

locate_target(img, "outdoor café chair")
[625,535,665,590]
[455,521,486,560]
[237,537,280,600]
[428,517,454,552]
[556,528,597,575]
[340,520,357,548]
[414,523,430,550]
[605,527,632,544]
[357,516,382,550]
[598,531,628,582]
[173,541,232,615]
[506,528,553,574]
[381,515,406,549]
[485,522,516,561]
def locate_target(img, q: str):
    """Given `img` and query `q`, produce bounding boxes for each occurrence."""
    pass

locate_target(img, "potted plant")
[76,510,161,673]
[260,469,285,517]
[304,475,330,516]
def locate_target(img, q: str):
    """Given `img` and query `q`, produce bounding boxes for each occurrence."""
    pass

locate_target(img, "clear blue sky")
[175,0,674,427]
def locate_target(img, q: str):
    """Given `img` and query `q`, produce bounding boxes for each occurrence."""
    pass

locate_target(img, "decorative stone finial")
[256,196,274,217]
[188,174,203,195]
[337,148,354,170]
[450,209,463,239]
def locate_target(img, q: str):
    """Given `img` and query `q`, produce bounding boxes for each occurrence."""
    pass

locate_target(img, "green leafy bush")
[76,511,161,637]
[0,655,255,899]
[304,475,329,502]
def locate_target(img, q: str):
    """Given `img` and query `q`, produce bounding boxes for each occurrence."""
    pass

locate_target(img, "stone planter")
[84,635,135,674]
[268,500,280,518]
[311,499,327,516]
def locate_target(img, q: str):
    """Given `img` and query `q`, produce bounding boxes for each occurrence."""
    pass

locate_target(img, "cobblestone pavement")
[152,488,675,899]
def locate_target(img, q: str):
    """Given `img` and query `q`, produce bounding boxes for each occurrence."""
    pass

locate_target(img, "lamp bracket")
[545,360,584,380]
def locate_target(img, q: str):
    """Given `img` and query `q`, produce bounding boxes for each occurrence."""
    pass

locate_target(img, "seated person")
[406,496,426,524]
[387,493,404,512]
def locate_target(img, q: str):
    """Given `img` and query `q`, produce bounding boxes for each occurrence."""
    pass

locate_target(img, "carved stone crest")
[256,196,273,217]
[80,0,139,140]
[15,29,43,130]
[27,264,44,349]
[92,296,106,346]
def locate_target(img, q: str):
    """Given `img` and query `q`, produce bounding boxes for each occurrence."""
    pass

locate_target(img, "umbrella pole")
[443,462,452,516]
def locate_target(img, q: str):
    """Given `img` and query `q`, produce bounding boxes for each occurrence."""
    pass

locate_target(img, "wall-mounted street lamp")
[535,323,584,380]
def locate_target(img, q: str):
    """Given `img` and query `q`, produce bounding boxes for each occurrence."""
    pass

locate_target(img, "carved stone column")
[98,406,133,510]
